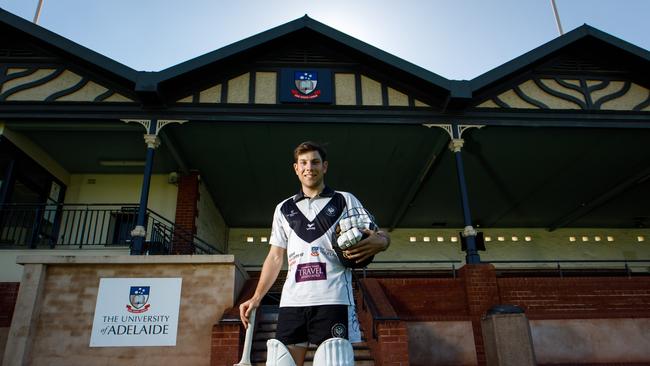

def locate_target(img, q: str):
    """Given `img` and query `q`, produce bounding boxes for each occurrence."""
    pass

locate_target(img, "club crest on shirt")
[286,209,298,218]
[331,323,347,338]
[324,205,337,217]
[311,246,320,256]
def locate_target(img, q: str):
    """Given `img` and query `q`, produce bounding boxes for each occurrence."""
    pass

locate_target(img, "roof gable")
[154,15,454,107]
[468,25,650,112]
[0,8,138,87]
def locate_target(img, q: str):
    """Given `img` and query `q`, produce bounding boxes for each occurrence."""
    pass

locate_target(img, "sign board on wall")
[279,69,333,103]
[90,278,182,347]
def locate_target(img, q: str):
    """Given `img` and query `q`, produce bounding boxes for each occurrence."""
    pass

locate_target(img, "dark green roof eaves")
[469,24,650,93]
[156,15,453,92]
[0,8,138,84]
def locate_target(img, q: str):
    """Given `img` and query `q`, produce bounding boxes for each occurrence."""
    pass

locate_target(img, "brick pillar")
[210,322,244,366]
[0,282,20,327]
[376,320,410,366]
[459,264,499,366]
[173,171,200,254]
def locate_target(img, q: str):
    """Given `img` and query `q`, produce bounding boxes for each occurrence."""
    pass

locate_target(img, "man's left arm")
[342,229,390,263]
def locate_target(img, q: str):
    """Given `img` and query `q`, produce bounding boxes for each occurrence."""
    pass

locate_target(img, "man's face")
[294,150,328,190]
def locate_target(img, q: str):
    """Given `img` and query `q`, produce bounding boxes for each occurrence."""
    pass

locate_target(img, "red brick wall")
[366,266,650,366]
[210,322,244,366]
[173,171,200,254]
[357,279,410,366]
[497,277,650,319]
[379,278,468,320]
[0,282,19,327]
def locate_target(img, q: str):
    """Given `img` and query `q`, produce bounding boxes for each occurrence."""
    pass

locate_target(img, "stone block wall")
[3,255,246,366]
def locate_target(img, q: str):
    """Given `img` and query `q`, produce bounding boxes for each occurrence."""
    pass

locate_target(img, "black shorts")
[275,305,348,346]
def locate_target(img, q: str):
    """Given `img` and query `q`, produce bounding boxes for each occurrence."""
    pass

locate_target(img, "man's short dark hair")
[293,141,327,162]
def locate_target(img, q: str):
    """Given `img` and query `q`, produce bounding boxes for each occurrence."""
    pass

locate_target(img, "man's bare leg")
[287,345,307,366]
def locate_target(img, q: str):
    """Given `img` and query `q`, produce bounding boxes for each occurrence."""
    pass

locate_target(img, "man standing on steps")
[239,141,390,366]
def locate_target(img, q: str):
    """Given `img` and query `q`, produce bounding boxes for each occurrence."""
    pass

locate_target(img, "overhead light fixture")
[638,236,645,242]
[436,236,444,242]
[423,236,431,242]
[246,237,254,243]
[450,237,458,243]
[99,160,146,167]
[524,236,532,242]
[260,237,268,243]
[409,236,417,243]
[607,236,615,242]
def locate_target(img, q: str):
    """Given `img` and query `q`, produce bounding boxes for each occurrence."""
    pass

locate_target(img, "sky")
[1,0,649,80]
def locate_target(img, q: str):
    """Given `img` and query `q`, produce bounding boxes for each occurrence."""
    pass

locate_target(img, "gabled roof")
[470,24,650,94]
[155,15,456,95]
[0,7,139,86]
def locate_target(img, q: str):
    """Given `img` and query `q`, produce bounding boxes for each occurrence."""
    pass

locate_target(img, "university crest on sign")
[127,286,150,313]
[291,71,321,99]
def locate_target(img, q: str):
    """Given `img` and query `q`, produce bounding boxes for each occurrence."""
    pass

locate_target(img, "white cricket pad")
[266,339,296,366]
[313,338,355,366]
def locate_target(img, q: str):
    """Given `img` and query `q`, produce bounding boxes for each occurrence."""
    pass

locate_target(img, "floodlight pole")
[33,0,44,24]
[550,0,564,35]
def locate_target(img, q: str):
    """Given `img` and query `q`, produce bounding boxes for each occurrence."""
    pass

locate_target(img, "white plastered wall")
[196,180,228,252]
[64,174,178,221]
[228,227,650,271]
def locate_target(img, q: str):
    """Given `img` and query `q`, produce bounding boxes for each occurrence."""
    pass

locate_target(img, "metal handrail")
[363,260,462,279]
[0,203,222,254]
[484,259,650,278]
[353,271,400,339]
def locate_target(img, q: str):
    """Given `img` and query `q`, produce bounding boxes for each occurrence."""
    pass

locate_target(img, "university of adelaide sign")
[90,278,182,347]
[280,69,332,103]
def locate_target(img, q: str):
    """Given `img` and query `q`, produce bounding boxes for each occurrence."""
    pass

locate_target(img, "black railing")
[0,203,222,254]
[484,259,650,278]
[362,260,462,278]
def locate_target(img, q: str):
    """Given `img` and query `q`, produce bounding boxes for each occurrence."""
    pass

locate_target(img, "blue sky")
[1,0,649,79]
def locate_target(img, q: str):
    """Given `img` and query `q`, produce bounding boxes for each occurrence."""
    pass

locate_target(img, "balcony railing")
[0,203,222,254]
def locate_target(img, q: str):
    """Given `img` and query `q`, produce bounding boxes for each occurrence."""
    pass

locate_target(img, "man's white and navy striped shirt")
[269,186,364,308]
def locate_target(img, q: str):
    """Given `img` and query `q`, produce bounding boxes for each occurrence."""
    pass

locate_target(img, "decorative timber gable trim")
[476,77,650,111]
[0,66,135,103]
[174,71,431,107]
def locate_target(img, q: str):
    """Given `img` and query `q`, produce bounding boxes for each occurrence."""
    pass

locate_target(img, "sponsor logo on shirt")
[295,262,327,282]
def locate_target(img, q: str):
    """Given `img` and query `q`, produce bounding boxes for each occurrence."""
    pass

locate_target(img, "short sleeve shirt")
[270,186,364,308]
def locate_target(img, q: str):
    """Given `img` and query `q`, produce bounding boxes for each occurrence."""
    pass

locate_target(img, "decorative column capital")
[122,119,188,135]
[130,225,146,238]
[449,138,464,153]
[462,225,477,237]
[144,134,161,149]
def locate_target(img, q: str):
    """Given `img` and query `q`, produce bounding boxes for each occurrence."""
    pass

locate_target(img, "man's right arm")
[239,245,285,328]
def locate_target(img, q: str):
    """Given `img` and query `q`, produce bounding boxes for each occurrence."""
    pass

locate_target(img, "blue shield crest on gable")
[294,71,318,95]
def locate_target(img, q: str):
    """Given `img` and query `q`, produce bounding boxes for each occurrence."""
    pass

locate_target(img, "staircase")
[250,305,375,365]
